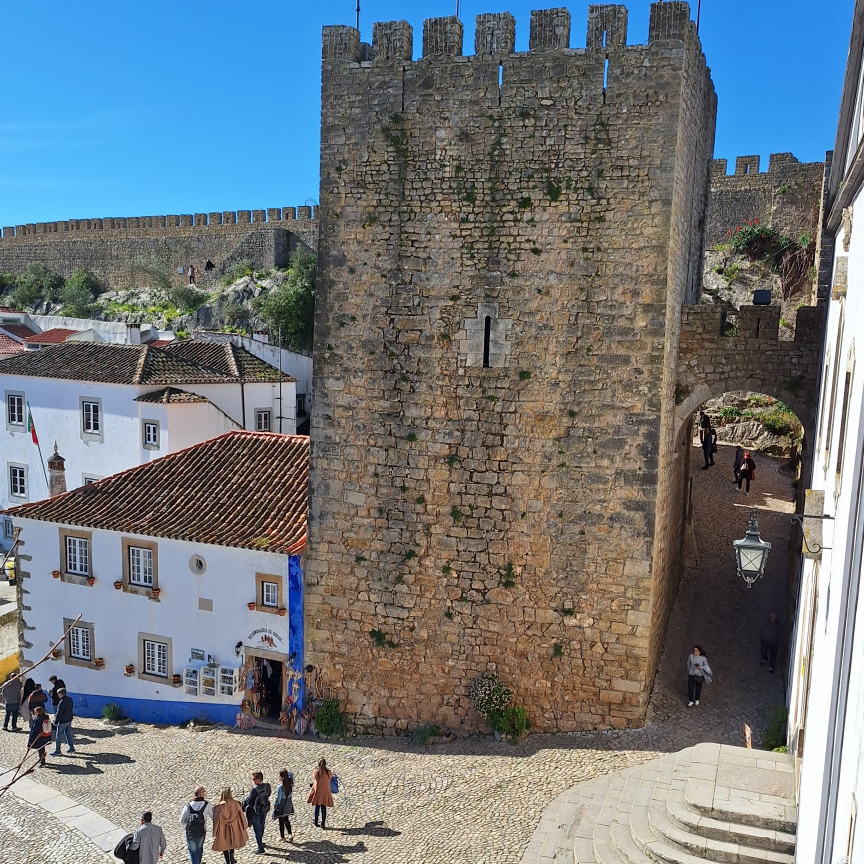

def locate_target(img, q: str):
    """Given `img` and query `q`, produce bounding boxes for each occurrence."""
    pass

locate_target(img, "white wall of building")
[789,197,864,862]
[14,517,294,724]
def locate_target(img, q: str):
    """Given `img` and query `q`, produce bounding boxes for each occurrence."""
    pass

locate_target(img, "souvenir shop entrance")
[244,648,286,724]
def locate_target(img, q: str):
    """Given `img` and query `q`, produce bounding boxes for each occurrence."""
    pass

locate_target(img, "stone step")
[665,788,796,854]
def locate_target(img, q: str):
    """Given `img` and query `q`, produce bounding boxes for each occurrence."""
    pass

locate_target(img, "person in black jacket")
[27,706,52,767]
[50,688,75,755]
[48,675,66,714]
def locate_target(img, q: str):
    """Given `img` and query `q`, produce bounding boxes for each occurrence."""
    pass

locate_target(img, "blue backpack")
[329,774,339,794]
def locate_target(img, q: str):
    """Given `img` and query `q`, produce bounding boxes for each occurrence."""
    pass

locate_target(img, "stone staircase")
[521,743,796,864]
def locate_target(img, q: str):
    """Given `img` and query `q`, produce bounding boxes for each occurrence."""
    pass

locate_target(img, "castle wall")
[0,208,319,288]
[306,3,716,734]
[706,153,824,248]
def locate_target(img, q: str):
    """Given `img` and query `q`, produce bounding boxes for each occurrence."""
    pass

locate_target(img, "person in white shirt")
[179,786,213,864]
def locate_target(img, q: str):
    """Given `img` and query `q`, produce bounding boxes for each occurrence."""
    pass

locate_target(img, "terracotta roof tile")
[1,324,36,339]
[7,431,309,554]
[134,387,209,404]
[23,327,79,344]
[162,340,293,382]
[0,341,272,385]
[0,334,25,355]
[149,338,174,348]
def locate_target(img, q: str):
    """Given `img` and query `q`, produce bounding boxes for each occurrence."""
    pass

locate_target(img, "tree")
[59,269,103,317]
[259,251,316,352]
[10,263,64,309]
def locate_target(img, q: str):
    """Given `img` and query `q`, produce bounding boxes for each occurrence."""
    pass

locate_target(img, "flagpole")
[26,402,49,490]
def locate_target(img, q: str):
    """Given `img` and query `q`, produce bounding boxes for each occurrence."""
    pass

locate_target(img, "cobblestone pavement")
[0,444,796,864]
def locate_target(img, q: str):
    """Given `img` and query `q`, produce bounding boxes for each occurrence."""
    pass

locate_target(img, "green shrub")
[167,284,207,311]
[131,258,173,293]
[469,672,513,718]
[410,723,441,745]
[761,408,799,437]
[10,263,64,308]
[718,406,742,419]
[488,706,529,738]
[315,698,346,737]
[259,251,316,351]
[101,702,127,721]
[222,259,254,285]
[762,704,787,750]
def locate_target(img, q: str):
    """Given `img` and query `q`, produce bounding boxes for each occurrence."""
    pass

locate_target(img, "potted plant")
[151,588,161,599]
[114,580,123,590]
[278,607,287,617]
[247,601,256,611]
[51,569,61,579]
[50,646,61,659]
[171,673,182,686]
[86,576,95,587]
[124,664,135,675]
[94,657,105,668]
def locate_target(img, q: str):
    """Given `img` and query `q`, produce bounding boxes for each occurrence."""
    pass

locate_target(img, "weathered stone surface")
[307,3,717,734]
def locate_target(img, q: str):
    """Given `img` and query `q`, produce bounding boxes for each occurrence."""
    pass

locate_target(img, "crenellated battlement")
[0,205,318,241]
[710,152,821,179]
[321,2,697,64]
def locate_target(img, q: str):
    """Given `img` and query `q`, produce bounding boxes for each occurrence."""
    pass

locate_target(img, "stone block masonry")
[306,3,717,734]
[0,207,319,288]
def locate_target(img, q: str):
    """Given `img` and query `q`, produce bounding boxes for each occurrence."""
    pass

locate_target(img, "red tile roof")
[23,327,79,344]
[0,340,283,385]
[1,324,36,339]
[7,431,309,554]
[0,334,25,355]
[0,306,22,313]
[149,338,174,348]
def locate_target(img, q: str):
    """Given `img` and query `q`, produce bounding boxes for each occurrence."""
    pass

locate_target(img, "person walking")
[733,445,745,483]
[27,705,52,767]
[273,769,295,842]
[212,787,247,864]
[26,683,48,719]
[686,645,713,707]
[698,410,710,444]
[179,785,213,864]
[19,678,35,727]
[307,757,334,830]
[2,672,22,731]
[47,675,66,717]
[760,612,783,673]
[50,688,75,754]
[701,426,714,469]
[242,772,271,853]
[130,812,167,864]
[737,451,756,494]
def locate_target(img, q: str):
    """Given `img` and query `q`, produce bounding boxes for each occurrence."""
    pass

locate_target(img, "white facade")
[13,516,299,725]
[787,8,864,859]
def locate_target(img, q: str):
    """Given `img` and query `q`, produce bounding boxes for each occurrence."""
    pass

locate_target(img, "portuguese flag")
[27,409,38,445]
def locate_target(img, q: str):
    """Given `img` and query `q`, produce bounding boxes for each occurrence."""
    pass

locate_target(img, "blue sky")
[0,1,855,227]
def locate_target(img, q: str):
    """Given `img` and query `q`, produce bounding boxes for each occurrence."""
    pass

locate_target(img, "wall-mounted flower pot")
[114,580,123,590]
[151,588,161,599]
[50,647,61,659]
[51,570,60,579]
[278,607,287,617]
[171,674,182,686]
[86,576,95,587]
[247,601,256,611]
[124,664,135,675]
[94,657,105,668]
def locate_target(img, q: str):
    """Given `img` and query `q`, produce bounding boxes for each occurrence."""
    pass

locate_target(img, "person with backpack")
[306,757,334,830]
[179,785,213,864]
[242,771,271,853]
[737,450,757,494]
[273,769,295,842]
[27,705,52,767]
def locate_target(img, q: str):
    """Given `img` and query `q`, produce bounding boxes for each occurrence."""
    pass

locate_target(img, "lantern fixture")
[733,510,772,589]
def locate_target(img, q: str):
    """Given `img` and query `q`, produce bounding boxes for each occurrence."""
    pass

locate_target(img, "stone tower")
[47,444,67,498]
[306,2,717,733]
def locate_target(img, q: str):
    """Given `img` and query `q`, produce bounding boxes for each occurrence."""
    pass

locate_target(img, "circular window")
[189,555,207,575]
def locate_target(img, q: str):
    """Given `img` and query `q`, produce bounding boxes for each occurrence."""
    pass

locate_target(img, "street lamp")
[733,510,772,589]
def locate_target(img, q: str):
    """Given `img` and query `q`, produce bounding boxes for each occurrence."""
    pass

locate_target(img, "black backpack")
[253,784,271,816]
[113,834,139,864]
[186,801,207,839]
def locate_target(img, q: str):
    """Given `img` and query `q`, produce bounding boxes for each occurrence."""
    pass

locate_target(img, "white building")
[0,340,296,547]
[786,4,864,860]
[7,430,309,725]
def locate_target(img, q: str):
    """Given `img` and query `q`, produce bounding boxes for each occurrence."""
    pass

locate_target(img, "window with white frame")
[83,476,99,486]
[142,420,159,449]
[69,625,92,661]
[143,638,168,677]
[6,393,24,426]
[65,536,90,576]
[81,399,101,434]
[262,580,279,608]
[8,465,26,497]
[255,409,271,432]
[129,546,154,587]
[3,518,13,540]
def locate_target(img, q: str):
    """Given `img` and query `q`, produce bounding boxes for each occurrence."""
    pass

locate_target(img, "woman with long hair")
[211,787,248,864]
[27,705,51,767]
[273,769,295,842]
[19,678,35,726]
[686,644,713,707]
[306,757,334,829]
